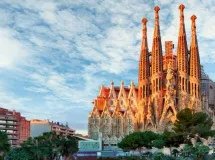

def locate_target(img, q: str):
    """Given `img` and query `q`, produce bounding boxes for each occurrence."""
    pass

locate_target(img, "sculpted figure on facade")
[159,62,177,128]
[145,98,155,130]
[124,104,136,135]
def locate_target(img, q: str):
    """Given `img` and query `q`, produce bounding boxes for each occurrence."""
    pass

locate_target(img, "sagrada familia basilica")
[88,4,206,146]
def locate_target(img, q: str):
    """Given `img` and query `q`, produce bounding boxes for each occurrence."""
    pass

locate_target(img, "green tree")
[180,142,210,160]
[60,135,78,157]
[7,147,34,160]
[7,131,78,160]
[0,131,10,158]
[173,108,214,142]
[118,131,159,154]
[153,152,165,160]
[193,142,210,160]
[162,130,184,157]
[180,144,193,158]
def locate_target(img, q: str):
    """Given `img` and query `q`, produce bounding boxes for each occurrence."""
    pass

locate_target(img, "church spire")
[138,18,149,82]
[151,6,163,94]
[138,18,150,100]
[177,4,188,73]
[190,15,198,51]
[153,6,161,38]
[177,4,189,93]
[151,6,163,75]
[189,15,201,97]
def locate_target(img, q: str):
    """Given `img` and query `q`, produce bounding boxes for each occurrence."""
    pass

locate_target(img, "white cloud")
[24,87,49,93]
[0,28,29,69]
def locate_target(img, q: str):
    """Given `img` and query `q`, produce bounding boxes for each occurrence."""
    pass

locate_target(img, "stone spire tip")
[142,18,148,24]
[191,15,197,22]
[154,6,160,13]
[179,4,185,11]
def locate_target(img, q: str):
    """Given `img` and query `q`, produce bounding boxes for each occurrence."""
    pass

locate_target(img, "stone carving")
[159,62,177,127]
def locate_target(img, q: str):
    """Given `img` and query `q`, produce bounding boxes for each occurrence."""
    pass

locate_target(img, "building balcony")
[0,116,17,121]
[7,133,18,136]
[0,122,18,126]
[0,127,18,130]
[7,135,18,140]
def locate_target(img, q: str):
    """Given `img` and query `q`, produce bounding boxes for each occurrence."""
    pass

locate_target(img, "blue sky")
[0,0,215,134]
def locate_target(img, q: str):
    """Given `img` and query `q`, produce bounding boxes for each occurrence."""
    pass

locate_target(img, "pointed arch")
[145,122,154,131]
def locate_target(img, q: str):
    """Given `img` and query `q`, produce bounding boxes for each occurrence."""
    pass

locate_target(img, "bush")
[153,152,164,160]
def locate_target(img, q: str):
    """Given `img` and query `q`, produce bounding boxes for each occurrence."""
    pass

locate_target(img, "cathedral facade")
[88,4,202,147]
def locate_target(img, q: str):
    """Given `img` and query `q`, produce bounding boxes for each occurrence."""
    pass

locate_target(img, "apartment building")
[30,119,75,138]
[0,107,30,146]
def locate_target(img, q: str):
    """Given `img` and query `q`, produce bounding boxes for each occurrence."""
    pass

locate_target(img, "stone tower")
[150,6,163,127]
[151,6,163,95]
[138,18,150,130]
[189,15,201,111]
[177,4,189,110]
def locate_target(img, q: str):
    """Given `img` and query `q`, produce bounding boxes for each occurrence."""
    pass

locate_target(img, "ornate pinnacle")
[178,4,186,36]
[142,18,148,38]
[153,6,160,36]
[190,15,197,47]
[154,6,160,13]
[179,4,185,11]
[191,15,197,33]
[142,18,148,24]
[191,15,197,22]
[154,6,160,24]
[179,4,185,23]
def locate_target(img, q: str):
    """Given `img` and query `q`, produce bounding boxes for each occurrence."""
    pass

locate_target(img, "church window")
[195,84,197,96]
[182,78,184,90]
[149,84,152,94]
[146,85,148,97]
[131,100,134,105]
[156,79,158,91]
[110,100,113,105]
[192,83,194,95]
[188,82,190,94]
[121,100,123,105]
